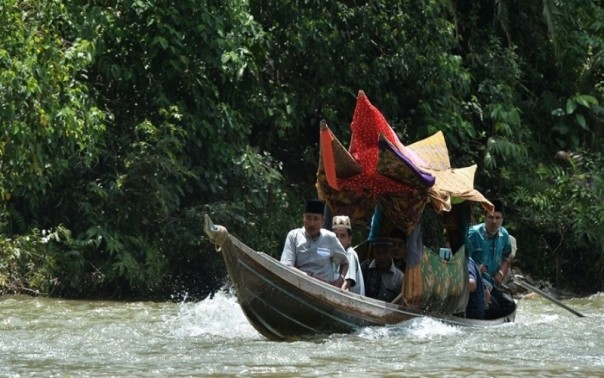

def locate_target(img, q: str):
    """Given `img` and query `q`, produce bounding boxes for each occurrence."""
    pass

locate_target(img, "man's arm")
[495,259,511,284]
[494,234,514,285]
[331,236,349,287]
[338,262,349,281]
[468,260,478,292]
[342,250,358,290]
[280,230,296,267]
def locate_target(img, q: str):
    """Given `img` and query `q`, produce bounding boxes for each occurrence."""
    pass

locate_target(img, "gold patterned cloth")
[407,131,494,213]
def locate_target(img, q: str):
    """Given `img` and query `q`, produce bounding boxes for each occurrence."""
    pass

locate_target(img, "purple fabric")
[378,139,436,187]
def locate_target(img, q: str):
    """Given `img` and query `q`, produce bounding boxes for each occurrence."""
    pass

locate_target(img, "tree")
[0,0,105,224]
[1,0,293,299]
[2,0,604,298]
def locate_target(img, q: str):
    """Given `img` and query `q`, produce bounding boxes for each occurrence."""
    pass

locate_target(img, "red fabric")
[344,91,411,195]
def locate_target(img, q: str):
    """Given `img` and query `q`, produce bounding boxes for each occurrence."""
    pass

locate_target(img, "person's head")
[371,237,394,271]
[303,199,325,237]
[485,200,504,235]
[389,229,407,267]
[332,215,352,248]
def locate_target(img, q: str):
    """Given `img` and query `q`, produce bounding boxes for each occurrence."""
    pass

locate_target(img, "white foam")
[167,287,260,340]
[357,316,461,340]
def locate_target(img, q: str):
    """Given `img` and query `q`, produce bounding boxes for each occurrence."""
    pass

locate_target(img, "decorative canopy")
[317,90,492,234]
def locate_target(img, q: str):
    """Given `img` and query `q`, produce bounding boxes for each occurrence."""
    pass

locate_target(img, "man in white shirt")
[280,200,349,287]
[331,215,365,295]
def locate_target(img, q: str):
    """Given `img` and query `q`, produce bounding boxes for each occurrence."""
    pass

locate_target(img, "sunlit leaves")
[0,225,75,295]
[0,0,106,208]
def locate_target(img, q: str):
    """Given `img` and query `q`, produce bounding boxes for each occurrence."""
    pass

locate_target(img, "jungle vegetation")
[1,0,603,299]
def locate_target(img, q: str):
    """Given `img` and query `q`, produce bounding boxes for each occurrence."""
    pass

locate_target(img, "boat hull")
[208,218,515,341]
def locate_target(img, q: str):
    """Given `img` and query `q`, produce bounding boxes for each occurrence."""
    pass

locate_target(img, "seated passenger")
[332,215,365,295]
[468,199,515,319]
[466,257,489,319]
[389,228,407,272]
[361,238,404,302]
[280,199,349,287]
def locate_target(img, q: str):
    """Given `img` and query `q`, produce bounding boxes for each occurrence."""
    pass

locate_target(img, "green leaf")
[575,113,588,130]
[153,36,169,50]
[566,98,577,114]
[575,94,598,108]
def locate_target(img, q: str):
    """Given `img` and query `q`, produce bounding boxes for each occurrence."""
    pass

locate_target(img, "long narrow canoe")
[204,215,516,341]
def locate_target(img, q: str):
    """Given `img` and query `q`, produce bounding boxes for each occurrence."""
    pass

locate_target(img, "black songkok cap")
[492,199,505,215]
[371,237,393,247]
[305,199,325,215]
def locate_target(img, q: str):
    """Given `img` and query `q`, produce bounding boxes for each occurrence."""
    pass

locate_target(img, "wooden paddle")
[512,275,585,317]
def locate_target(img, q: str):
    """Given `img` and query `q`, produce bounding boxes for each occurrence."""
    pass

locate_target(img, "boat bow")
[204,214,229,247]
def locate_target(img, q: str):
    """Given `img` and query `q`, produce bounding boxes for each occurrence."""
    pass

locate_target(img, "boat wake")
[356,317,461,340]
[168,287,261,341]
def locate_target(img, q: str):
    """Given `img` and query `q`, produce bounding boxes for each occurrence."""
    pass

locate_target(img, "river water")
[1,289,603,377]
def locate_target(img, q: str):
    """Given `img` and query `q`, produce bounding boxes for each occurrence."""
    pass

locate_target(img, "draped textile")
[317,90,493,234]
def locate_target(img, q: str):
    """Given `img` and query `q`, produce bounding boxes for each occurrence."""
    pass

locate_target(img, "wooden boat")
[204,215,516,341]
[203,91,516,340]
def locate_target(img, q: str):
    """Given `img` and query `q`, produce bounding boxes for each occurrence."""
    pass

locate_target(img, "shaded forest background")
[1,0,603,300]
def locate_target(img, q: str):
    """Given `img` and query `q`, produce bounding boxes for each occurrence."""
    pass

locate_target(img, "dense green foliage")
[1,0,603,299]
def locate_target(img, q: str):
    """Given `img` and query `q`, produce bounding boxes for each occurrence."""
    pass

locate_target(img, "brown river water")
[1,289,603,377]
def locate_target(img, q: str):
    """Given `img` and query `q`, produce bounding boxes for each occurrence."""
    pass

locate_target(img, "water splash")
[356,317,461,340]
[167,286,260,340]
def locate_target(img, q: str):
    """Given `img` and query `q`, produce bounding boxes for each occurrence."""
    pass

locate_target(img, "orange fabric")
[320,126,343,191]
